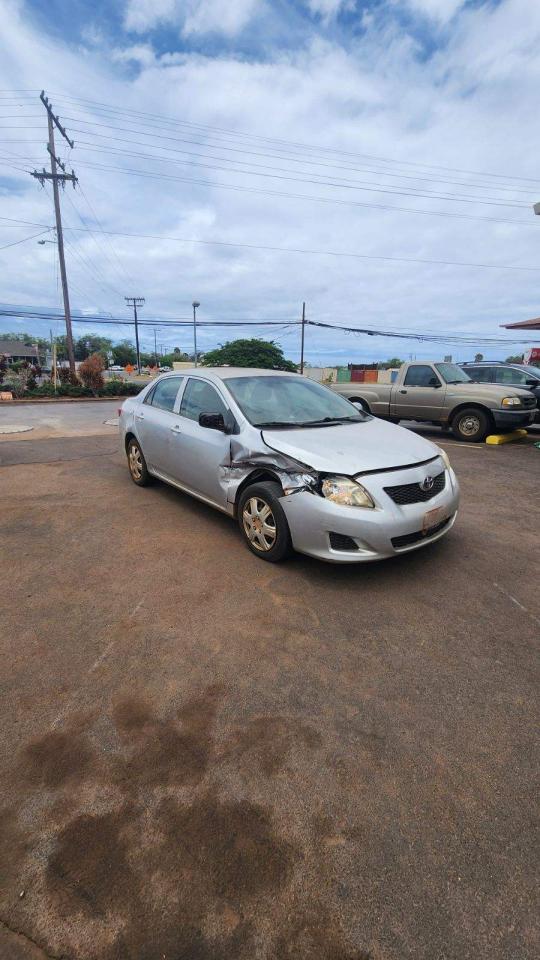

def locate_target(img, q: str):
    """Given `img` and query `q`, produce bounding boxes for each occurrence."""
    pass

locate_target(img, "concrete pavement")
[0,428,538,960]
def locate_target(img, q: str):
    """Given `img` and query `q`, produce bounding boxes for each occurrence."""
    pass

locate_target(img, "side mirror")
[429,378,442,388]
[199,412,227,431]
[526,379,538,386]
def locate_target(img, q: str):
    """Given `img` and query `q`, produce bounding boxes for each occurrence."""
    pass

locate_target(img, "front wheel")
[237,481,292,562]
[451,407,491,442]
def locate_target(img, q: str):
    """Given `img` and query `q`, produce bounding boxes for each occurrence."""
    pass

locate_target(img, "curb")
[486,429,529,445]
[1,397,136,405]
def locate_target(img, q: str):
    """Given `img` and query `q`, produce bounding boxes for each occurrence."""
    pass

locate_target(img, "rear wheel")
[451,407,491,442]
[127,437,152,486]
[238,481,292,562]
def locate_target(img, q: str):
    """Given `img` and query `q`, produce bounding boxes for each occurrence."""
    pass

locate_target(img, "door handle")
[135,413,145,420]
[170,424,181,433]
[399,389,407,394]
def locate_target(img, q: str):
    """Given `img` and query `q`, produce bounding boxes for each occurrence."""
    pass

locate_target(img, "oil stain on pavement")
[1,686,368,960]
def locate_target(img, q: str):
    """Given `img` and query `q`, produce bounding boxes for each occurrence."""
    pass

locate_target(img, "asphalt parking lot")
[0,406,538,960]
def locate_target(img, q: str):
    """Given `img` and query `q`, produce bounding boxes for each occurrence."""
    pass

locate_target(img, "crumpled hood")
[262,418,440,475]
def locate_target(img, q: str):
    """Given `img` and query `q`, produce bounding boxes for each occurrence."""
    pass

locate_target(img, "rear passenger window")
[467,367,491,382]
[146,377,183,412]
[403,365,439,387]
[495,368,527,385]
[180,378,227,421]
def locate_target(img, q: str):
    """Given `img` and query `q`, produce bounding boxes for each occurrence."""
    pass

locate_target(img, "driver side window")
[403,365,440,387]
[180,378,228,422]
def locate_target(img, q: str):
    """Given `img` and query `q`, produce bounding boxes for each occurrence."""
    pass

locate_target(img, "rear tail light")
[117,407,123,416]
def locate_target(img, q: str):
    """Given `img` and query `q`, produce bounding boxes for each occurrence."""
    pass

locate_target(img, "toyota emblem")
[420,476,434,492]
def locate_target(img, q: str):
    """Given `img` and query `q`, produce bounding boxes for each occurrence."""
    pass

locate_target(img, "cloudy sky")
[1,0,540,364]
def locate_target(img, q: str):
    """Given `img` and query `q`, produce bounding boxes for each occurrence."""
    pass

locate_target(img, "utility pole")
[31,92,78,376]
[300,301,306,375]
[153,328,158,369]
[192,301,200,367]
[125,297,145,373]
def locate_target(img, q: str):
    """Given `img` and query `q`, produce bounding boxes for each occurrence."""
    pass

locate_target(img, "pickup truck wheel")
[451,407,490,442]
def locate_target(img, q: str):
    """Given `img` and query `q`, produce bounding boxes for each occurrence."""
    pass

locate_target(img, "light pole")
[192,301,200,367]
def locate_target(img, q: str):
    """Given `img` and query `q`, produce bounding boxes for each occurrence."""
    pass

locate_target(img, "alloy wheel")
[242,497,277,552]
[129,444,143,480]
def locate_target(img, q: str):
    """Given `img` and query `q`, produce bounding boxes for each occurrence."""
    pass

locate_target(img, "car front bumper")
[280,459,460,563]
[492,409,536,430]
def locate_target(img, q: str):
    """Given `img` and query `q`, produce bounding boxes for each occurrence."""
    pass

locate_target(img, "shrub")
[57,383,91,397]
[28,381,57,397]
[79,353,105,396]
[3,372,28,398]
[58,367,80,386]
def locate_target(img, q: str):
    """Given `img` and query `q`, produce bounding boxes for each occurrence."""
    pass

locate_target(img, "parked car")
[158,365,172,372]
[459,361,540,421]
[109,365,125,372]
[119,368,460,563]
[330,361,536,441]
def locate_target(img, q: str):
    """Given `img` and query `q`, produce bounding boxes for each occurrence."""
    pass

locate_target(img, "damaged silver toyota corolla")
[119,368,460,563]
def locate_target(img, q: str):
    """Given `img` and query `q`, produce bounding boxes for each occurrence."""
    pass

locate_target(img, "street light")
[192,301,200,368]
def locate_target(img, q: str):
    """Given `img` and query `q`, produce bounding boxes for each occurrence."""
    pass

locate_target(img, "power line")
[45,91,540,186]
[68,140,529,208]
[0,308,537,344]
[0,229,51,250]
[40,109,536,197]
[71,158,540,227]
[1,216,538,272]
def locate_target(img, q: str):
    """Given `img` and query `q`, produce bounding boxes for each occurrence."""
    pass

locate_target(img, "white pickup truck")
[330,361,537,441]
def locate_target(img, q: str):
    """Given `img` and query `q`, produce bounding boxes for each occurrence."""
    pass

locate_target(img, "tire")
[451,407,491,442]
[237,481,292,562]
[126,437,152,486]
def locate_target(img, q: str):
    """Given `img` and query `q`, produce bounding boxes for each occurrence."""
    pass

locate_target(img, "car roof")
[161,367,298,380]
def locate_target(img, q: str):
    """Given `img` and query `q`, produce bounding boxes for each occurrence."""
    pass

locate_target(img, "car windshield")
[434,363,471,383]
[224,375,368,427]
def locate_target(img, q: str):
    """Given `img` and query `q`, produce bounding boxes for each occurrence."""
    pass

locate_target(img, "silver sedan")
[119,368,460,563]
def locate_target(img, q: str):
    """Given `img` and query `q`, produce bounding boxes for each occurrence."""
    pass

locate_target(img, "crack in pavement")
[0,916,69,960]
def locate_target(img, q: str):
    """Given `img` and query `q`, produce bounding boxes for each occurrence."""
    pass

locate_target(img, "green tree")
[202,338,297,371]
[74,335,113,363]
[112,340,137,366]
[55,335,68,361]
[0,331,49,350]
[378,357,404,369]
[505,354,524,363]
[159,350,189,367]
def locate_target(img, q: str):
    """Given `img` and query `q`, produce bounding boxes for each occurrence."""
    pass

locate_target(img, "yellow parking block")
[486,429,528,445]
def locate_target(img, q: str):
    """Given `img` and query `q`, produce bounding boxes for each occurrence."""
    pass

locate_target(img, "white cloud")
[111,43,157,66]
[304,0,354,23]
[124,0,262,37]
[399,0,466,26]
[1,0,540,364]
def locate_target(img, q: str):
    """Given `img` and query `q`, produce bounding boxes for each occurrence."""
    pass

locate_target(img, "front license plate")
[422,506,448,534]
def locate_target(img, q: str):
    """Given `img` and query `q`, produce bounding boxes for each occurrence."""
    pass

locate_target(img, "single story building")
[0,339,40,365]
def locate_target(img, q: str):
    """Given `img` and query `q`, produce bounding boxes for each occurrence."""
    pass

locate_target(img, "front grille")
[391,517,451,549]
[385,470,445,505]
[329,532,359,551]
[522,396,536,410]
